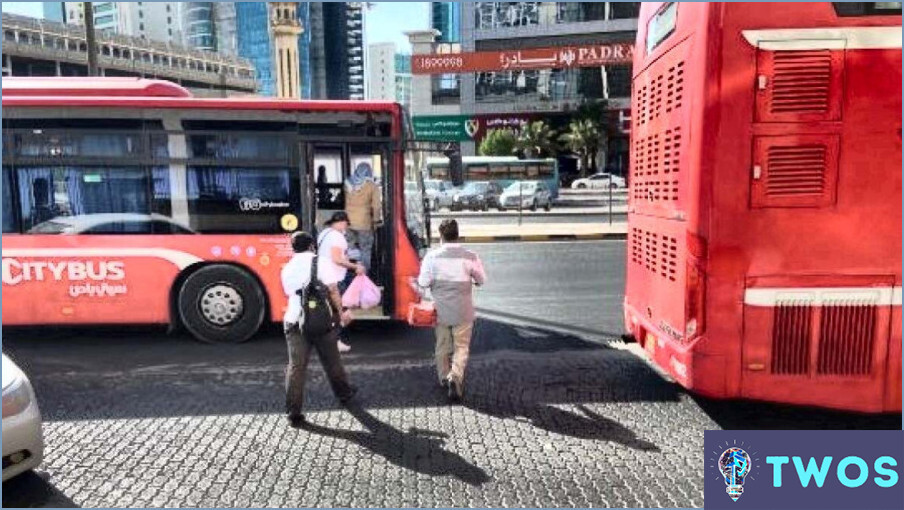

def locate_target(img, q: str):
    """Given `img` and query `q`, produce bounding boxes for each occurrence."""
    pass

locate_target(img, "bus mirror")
[444,147,464,186]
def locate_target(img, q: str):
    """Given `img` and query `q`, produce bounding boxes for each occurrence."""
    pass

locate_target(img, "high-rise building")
[235,2,275,96]
[214,2,237,55]
[431,2,460,43]
[184,2,216,50]
[367,42,411,107]
[42,2,65,23]
[64,2,182,44]
[313,2,365,100]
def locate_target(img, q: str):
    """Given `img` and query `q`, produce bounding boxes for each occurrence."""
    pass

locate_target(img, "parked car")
[571,172,626,189]
[2,353,44,482]
[451,181,503,211]
[424,179,458,211]
[499,181,553,211]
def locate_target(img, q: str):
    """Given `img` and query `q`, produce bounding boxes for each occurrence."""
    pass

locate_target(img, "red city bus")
[624,2,902,412]
[1,78,430,343]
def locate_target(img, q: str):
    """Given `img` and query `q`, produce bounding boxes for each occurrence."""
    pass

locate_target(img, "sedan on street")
[2,353,44,482]
[498,181,553,211]
[570,172,626,189]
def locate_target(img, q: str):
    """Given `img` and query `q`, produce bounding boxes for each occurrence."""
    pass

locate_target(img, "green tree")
[515,121,557,159]
[560,118,606,177]
[478,128,517,156]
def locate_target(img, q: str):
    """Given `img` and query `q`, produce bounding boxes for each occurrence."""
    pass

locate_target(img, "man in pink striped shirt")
[417,219,487,401]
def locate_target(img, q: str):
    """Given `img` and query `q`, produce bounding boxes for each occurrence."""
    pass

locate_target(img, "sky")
[1,2,429,53]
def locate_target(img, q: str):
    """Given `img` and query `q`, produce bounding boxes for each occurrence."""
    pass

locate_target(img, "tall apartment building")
[310,2,364,100]
[367,42,411,106]
[430,2,460,42]
[410,1,639,174]
[64,2,183,44]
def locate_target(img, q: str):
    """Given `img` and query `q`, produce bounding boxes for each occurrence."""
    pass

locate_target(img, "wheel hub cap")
[200,284,244,326]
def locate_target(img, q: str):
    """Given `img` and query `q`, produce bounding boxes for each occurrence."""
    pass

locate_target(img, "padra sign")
[411,42,634,75]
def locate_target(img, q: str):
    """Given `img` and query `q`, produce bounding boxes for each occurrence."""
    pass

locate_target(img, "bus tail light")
[685,261,705,340]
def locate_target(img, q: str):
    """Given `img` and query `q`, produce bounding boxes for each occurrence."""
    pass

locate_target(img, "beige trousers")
[434,322,474,386]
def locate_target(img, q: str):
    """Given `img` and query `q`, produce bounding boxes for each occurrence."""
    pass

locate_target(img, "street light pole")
[84,2,98,76]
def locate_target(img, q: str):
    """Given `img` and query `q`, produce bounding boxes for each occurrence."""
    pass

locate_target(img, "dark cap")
[325,211,350,226]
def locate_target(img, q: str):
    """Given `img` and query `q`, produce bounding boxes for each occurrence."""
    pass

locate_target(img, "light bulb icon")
[719,447,751,502]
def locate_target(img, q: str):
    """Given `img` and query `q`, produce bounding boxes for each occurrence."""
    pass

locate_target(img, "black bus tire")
[177,264,266,344]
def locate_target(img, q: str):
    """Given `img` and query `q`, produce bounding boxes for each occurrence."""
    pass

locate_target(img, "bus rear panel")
[625,2,902,412]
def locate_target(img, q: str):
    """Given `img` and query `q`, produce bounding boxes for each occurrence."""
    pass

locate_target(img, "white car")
[571,172,626,189]
[423,179,458,211]
[2,353,44,481]
[498,181,553,211]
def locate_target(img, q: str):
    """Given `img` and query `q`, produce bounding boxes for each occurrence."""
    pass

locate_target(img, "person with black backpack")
[281,231,357,428]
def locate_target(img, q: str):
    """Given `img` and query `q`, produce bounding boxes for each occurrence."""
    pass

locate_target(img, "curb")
[430,232,627,243]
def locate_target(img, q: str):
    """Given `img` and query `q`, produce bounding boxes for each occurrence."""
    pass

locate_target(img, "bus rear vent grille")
[765,144,827,197]
[630,227,678,282]
[770,50,832,114]
[630,127,681,203]
[770,298,878,376]
[635,60,684,126]
[771,304,812,375]
[817,304,877,376]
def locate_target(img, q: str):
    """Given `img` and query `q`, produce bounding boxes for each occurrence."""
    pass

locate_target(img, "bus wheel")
[178,264,266,344]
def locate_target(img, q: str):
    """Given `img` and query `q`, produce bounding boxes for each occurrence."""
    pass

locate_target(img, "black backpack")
[299,254,338,337]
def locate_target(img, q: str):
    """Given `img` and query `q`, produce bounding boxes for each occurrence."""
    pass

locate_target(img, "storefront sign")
[411,115,476,141]
[411,42,634,75]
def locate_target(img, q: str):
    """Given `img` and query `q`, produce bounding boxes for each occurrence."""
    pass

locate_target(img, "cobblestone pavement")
[4,321,898,508]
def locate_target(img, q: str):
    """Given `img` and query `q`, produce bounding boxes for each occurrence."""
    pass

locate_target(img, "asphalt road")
[435,211,628,225]
[2,241,899,507]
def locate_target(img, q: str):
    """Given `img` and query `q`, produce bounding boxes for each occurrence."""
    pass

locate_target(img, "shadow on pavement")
[467,395,660,452]
[693,395,902,430]
[302,402,491,486]
[2,471,79,508]
[2,319,678,422]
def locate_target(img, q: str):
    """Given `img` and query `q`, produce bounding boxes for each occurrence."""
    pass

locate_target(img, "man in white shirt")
[282,231,356,428]
[317,212,365,353]
[417,219,487,401]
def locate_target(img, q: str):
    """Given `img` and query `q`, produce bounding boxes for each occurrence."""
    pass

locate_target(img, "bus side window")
[17,167,150,233]
[2,169,17,233]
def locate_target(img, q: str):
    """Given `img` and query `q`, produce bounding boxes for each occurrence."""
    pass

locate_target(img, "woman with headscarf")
[344,162,382,274]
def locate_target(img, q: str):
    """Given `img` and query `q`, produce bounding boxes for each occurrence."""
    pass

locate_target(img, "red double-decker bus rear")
[624,2,902,412]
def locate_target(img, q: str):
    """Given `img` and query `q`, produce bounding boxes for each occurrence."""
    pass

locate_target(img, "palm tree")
[515,121,556,159]
[560,119,606,177]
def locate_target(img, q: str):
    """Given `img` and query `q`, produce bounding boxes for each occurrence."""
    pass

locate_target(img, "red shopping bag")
[407,301,437,328]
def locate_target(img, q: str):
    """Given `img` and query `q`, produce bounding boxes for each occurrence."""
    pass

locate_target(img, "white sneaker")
[337,339,351,353]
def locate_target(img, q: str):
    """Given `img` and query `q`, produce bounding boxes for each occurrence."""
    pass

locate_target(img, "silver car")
[424,179,458,211]
[498,181,553,211]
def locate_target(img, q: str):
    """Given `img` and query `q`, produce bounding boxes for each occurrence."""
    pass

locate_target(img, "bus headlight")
[2,379,31,418]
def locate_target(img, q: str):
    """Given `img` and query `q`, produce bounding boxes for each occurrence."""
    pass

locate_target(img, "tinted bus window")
[2,169,17,233]
[833,2,902,15]
[490,164,510,179]
[184,166,299,233]
[538,162,555,178]
[467,164,489,180]
[17,167,150,233]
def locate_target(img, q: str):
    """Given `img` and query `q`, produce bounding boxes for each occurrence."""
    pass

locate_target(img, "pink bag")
[342,275,382,309]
